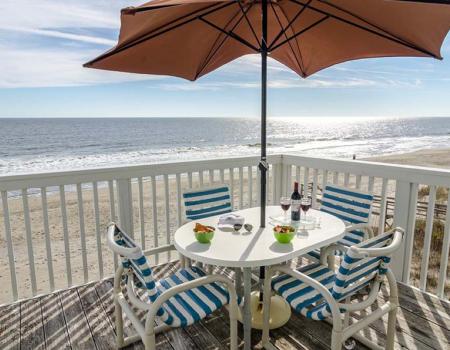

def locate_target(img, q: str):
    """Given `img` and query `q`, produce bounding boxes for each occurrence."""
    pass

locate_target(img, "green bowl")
[274,229,296,244]
[194,228,215,243]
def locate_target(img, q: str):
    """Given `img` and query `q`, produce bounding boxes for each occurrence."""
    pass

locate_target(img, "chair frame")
[262,227,404,350]
[106,224,239,350]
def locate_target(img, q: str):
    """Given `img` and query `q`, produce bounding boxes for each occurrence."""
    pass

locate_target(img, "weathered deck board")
[0,302,20,350]
[1,260,449,350]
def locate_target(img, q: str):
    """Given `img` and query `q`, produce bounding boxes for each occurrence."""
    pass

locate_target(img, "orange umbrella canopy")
[85,0,450,81]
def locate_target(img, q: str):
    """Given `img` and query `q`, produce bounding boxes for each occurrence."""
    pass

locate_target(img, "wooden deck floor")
[1,261,449,350]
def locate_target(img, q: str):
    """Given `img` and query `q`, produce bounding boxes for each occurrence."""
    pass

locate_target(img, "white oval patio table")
[174,206,346,350]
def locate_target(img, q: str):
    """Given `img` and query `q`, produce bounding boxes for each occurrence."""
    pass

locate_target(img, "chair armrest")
[351,227,404,258]
[345,223,374,238]
[319,243,348,265]
[270,264,342,328]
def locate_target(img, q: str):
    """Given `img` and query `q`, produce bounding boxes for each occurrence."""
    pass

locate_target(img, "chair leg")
[331,329,343,350]
[229,303,238,350]
[114,298,124,348]
[143,333,156,350]
[386,306,397,350]
[261,266,272,346]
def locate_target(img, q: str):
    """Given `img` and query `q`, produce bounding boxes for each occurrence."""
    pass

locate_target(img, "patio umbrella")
[85,0,450,332]
[85,0,450,228]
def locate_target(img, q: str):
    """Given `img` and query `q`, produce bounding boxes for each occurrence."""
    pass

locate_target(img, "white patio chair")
[106,223,238,350]
[305,184,374,266]
[263,227,404,350]
[181,184,235,273]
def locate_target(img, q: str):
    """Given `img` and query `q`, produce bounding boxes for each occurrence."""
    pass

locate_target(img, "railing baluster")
[22,188,37,295]
[188,172,193,188]
[403,183,418,284]
[239,167,244,209]
[220,168,225,184]
[322,169,329,194]
[312,169,318,208]
[209,169,214,185]
[437,189,450,298]
[368,176,375,193]
[378,178,388,232]
[176,173,182,226]
[344,173,350,187]
[59,185,72,286]
[248,166,253,207]
[93,182,103,279]
[138,177,145,249]
[229,168,235,209]
[355,174,362,189]
[1,190,18,301]
[40,187,55,291]
[76,184,88,283]
[295,166,300,185]
[164,174,171,261]
[108,180,118,271]
[272,165,277,203]
[199,170,204,187]
[303,167,310,194]
[256,168,261,206]
[151,175,159,265]
[284,164,291,196]
[332,171,338,185]
[419,185,437,291]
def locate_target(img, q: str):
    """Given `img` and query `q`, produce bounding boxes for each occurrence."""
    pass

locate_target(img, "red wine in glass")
[280,197,291,222]
[300,197,311,216]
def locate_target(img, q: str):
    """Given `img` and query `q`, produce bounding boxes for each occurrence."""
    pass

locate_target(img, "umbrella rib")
[268,0,312,50]
[238,1,260,47]
[289,0,440,59]
[393,0,450,4]
[269,2,305,76]
[194,5,248,79]
[85,2,236,67]
[270,15,329,52]
[199,17,260,52]
[277,5,306,75]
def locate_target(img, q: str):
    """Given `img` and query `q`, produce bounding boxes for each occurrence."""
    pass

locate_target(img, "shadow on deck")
[1,260,449,350]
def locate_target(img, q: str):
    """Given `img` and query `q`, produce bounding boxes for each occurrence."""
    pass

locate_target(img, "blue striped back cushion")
[183,185,232,220]
[113,226,159,303]
[332,231,394,300]
[320,185,373,224]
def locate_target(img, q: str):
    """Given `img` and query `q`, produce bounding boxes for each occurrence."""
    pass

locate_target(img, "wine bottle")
[291,182,301,222]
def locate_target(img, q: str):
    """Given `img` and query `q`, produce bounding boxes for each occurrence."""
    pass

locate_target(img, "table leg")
[234,267,243,297]
[243,267,252,350]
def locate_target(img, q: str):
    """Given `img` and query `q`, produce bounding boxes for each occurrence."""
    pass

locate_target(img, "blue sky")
[1,0,450,118]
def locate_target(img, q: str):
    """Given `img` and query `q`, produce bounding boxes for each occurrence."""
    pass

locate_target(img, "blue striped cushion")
[275,231,394,321]
[305,185,373,262]
[183,186,232,220]
[157,266,239,327]
[272,263,335,320]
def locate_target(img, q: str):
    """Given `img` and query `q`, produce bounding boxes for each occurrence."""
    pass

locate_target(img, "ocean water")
[1,117,450,175]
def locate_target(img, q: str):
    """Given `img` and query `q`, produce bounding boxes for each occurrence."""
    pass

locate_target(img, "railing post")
[392,180,415,282]
[117,178,134,236]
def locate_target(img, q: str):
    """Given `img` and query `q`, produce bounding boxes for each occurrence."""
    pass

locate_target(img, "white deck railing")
[0,154,449,304]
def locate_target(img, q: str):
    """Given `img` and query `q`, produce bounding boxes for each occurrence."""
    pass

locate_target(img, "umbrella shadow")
[239,227,264,261]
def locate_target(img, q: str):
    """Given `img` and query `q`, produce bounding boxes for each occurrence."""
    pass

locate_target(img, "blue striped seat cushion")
[156,266,241,327]
[272,263,336,320]
[183,186,232,220]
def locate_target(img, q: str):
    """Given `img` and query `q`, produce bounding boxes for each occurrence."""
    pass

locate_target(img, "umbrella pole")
[259,0,268,229]
[259,0,268,300]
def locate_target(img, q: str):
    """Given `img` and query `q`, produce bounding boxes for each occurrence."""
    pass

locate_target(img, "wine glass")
[280,197,291,223]
[300,197,311,219]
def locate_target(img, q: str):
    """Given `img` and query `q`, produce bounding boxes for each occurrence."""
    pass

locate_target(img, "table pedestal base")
[238,291,291,330]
